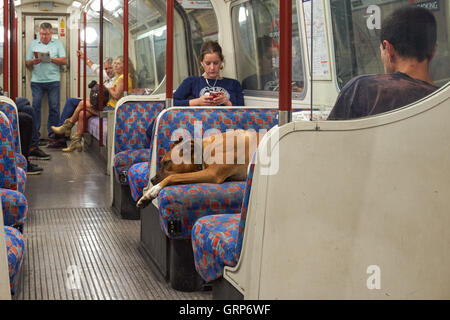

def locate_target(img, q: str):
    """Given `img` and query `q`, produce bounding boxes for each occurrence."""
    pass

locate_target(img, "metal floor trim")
[15,207,211,300]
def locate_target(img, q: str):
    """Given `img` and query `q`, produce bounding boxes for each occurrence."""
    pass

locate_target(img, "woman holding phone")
[173,41,244,106]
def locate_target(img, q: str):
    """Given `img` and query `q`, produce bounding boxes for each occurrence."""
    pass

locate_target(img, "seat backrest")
[114,101,165,154]
[0,101,20,154]
[152,107,278,172]
[228,86,450,299]
[0,112,18,191]
[234,154,256,262]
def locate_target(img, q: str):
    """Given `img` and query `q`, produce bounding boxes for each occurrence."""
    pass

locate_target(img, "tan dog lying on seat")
[136,129,265,208]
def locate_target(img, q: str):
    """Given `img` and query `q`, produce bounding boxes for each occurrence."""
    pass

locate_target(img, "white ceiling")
[16,0,90,7]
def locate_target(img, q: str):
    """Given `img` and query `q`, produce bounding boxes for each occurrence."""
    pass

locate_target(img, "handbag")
[88,80,110,111]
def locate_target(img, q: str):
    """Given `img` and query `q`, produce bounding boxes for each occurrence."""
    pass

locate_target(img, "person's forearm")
[51,57,67,65]
[85,57,94,69]
[107,86,121,100]
[25,60,34,70]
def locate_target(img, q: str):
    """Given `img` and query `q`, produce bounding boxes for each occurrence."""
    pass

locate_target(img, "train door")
[22,15,69,139]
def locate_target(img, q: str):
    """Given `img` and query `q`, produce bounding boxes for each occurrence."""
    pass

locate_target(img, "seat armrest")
[100,109,114,118]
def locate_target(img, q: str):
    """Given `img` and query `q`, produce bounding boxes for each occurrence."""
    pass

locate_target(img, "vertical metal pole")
[9,1,17,101]
[77,19,81,97]
[3,0,9,96]
[166,0,174,108]
[123,0,128,95]
[83,11,87,133]
[309,0,313,120]
[278,0,292,126]
[99,0,104,147]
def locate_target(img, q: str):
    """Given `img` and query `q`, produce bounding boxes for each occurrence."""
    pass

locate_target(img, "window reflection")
[232,0,305,96]
[331,0,450,89]
[130,0,218,93]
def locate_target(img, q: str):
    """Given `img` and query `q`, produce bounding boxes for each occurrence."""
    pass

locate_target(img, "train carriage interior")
[0,0,449,301]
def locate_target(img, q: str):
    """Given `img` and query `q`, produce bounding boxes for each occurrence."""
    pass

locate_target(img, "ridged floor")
[16,144,211,300]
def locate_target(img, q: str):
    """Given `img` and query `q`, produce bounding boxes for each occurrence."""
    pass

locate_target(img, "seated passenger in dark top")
[328,7,439,120]
[242,36,279,91]
[174,40,244,106]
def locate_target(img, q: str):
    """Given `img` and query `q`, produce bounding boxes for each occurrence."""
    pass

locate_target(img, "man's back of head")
[328,6,439,120]
[380,6,437,62]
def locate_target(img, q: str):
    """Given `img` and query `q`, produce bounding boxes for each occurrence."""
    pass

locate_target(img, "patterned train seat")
[158,182,246,239]
[1,188,28,230]
[4,225,25,295]
[0,112,26,194]
[128,107,277,204]
[87,116,107,146]
[148,108,276,240]
[192,162,255,282]
[0,101,27,172]
[127,162,149,202]
[113,101,164,185]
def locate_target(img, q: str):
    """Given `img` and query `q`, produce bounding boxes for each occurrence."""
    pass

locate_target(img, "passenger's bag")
[88,80,110,111]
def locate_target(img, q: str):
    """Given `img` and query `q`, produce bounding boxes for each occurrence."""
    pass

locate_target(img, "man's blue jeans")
[30,81,61,138]
[59,98,81,126]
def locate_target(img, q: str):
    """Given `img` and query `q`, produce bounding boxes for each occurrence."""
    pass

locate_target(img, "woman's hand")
[211,92,231,106]
[190,94,214,106]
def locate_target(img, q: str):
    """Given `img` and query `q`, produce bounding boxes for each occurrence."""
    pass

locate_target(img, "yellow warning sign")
[60,18,65,37]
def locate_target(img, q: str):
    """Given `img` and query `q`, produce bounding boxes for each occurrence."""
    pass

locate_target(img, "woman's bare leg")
[69,99,92,123]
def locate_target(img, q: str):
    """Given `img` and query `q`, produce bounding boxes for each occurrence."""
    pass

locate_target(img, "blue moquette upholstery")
[192,161,255,282]
[128,162,149,201]
[0,112,26,192]
[87,116,107,146]
[0,102,27,172]
[113,101,164,185]
[0,102,21,154]
[158,182,246,239]
[0,112,28,230]
[1,188,28,227]
[130,107,275,240]
[4,225,25,294]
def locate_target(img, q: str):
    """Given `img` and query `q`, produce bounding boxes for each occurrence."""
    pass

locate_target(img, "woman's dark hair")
[199,40,224,63]
[380,6,437,62]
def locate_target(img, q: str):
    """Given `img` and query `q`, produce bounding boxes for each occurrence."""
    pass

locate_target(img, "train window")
[331,0,450,89]
[129,0,218,93]
[231,0,305,98]
[83,9,123,75]
[180,1,219,73]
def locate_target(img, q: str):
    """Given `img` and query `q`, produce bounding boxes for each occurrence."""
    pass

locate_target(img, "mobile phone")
[210,92,219,98]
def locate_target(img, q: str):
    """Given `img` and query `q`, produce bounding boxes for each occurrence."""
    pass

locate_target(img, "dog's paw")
[136,197,151,208]
[136,184,162,208]
[149,184,162,198]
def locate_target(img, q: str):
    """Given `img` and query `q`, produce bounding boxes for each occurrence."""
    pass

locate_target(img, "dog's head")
[150,136,202,185]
